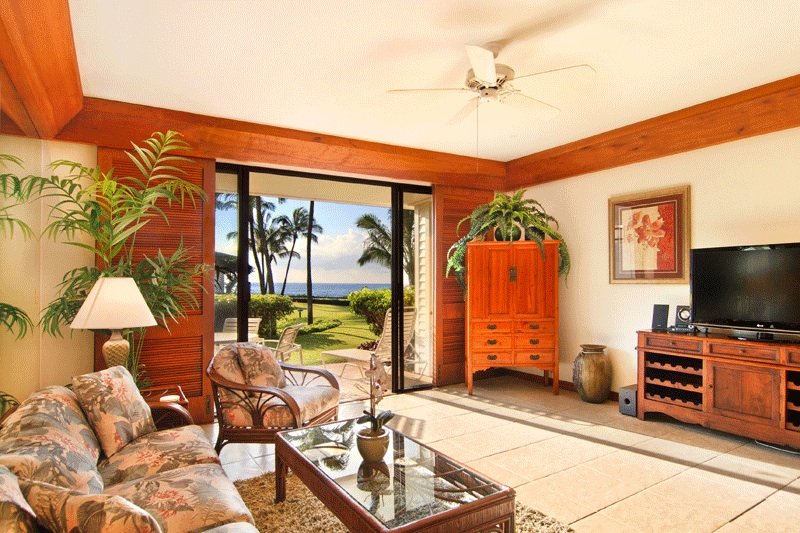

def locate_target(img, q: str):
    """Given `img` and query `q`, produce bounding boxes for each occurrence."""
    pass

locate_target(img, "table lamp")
[71,277,157,368]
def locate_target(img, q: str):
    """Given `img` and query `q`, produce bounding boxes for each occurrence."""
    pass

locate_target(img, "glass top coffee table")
[275,419,515,532]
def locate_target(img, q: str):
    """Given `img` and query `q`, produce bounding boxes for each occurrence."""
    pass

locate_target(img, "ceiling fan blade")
[387,87,471,94]
[465,45,497,85]
[501,92,561,113]
[514,63,596,82]
[446,97,479,126]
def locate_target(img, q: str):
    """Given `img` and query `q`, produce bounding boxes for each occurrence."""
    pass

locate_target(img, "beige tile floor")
[203,374,800,532]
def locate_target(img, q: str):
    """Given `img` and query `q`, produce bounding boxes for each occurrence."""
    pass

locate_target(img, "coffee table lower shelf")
[275,420,515,533]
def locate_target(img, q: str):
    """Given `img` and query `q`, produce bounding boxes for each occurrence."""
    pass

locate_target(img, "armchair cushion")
[236,343,286,389]
[72,366,156,458]
[219,384,339,428]
[20,479,162,533]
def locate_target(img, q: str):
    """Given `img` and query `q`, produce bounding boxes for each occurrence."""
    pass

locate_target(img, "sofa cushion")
[20,478,162,533]
[104,463,254,532]
[0,386,101,462]
[72,366,156,458]
[98,425,220,486]
[236,343,286,388]
[219,384,339,428]
[0,387,104,494]
[0,465,37,532]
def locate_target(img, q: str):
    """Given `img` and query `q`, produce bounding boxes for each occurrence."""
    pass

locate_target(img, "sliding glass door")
[214,163,431,395]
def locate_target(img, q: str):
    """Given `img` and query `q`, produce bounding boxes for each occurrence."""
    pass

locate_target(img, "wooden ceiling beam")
[0,60,36,137]
[54,97,506,188]
[506,74,800,188]
[0,0,83,138]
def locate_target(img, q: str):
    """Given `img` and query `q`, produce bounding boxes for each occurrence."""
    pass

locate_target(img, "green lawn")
[279,304,377,366]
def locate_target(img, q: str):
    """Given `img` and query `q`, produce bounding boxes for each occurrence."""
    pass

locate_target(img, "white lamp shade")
[71,277,157,330]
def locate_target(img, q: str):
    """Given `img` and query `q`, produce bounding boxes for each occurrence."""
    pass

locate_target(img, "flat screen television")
[690,243,800,337]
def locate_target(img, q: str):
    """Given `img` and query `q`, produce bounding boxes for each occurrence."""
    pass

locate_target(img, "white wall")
[0,135,96,400]
[525,127,800,392]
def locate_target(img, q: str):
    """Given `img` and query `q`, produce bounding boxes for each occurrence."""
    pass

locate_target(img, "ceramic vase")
[573,344,611,403]
[356,428,390,462]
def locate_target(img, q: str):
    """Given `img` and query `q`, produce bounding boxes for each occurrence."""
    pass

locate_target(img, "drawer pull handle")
[529,324,540,330]
[529,339,540,345]
[529,354,541,361]
[739,349,746,354]
[487,339,498,345]
[487,324,497,330]
[487,354,498,361]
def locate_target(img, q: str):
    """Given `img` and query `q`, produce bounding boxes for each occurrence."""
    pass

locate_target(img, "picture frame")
[609,185,690,283]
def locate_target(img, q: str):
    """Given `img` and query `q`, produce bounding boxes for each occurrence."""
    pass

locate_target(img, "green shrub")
[214,293,295,338]
[347,287,415,335]
[249,294,296,337]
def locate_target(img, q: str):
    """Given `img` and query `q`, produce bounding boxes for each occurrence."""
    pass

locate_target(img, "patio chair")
[207,342,340,452]
[347,307,426,379]
[261,323,305,364]
[222,317,264,343]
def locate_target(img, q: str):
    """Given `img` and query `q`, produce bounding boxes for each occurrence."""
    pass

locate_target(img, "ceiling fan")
[389,44,594,125]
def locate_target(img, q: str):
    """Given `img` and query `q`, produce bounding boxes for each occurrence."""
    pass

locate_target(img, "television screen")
[690,243,800,333]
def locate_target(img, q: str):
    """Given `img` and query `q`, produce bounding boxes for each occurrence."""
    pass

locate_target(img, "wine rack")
[642,351,703,410]
[787,372,800,432]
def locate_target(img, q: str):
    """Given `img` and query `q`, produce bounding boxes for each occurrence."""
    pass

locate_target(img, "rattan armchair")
[207,342,340,452]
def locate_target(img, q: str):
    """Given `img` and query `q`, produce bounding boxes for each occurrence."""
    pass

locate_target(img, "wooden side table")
[140,385,193,429]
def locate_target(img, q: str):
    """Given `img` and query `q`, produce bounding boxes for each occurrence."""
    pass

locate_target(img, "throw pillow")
[236,343,286,389]
[20,479,162,533]
[0,465,37,532]
[72,366,156,458]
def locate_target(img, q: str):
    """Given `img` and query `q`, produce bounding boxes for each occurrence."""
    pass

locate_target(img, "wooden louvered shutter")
[96,148,215,423]
[433,185,493,385]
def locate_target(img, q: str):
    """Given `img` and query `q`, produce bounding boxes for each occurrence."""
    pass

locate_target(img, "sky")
[215,197,392,285]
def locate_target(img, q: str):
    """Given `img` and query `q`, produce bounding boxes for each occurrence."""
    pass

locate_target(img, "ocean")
[250,282,390,298]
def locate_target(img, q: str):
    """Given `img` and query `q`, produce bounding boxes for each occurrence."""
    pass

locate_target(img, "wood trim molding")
[53,97,506,189]
[0,0,83,138]
[506,74,800,188]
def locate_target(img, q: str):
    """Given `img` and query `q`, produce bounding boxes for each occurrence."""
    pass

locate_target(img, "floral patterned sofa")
[0,366,258,532]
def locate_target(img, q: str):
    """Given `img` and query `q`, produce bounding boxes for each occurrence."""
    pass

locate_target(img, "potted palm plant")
[446,189,570,290]
[1,131,208,387]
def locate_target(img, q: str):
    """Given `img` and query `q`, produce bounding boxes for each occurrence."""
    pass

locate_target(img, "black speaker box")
[652,304,669,331]
[675,305,691,328]
[619,384,637,416]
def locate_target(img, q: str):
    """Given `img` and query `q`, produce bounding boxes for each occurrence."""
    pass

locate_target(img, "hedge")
[347,287,415,335]
[214,293,295,338]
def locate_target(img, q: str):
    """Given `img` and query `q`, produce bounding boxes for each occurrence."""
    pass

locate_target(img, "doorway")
[214,164,432,395]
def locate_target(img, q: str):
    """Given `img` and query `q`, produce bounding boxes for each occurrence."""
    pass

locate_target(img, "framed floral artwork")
[609,185,690,283]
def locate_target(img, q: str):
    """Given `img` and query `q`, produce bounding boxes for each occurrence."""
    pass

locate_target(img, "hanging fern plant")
[446,190,570,290]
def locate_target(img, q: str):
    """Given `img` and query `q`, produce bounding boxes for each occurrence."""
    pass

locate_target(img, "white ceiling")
[68,0,800,162]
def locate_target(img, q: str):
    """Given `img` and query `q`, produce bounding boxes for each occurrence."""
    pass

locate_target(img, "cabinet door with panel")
[707,361,781,427]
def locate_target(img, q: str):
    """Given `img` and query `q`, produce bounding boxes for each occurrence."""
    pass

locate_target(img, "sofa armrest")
[148,401,194,429]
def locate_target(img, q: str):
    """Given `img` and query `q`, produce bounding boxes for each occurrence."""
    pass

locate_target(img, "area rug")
[235,472,574,533]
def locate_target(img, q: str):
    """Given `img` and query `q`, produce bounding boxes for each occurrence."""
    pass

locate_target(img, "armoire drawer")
[471,334,513,350]
[514,335,556,350]
[514,351,554,365]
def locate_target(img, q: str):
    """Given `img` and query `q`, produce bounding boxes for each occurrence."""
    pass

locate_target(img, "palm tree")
[356,210,415,285]
[277,207,322,296]
[306,201,315,324]
[217,194,289,294]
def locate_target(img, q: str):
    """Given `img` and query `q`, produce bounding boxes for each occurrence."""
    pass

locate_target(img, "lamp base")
[103,330,129,368]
